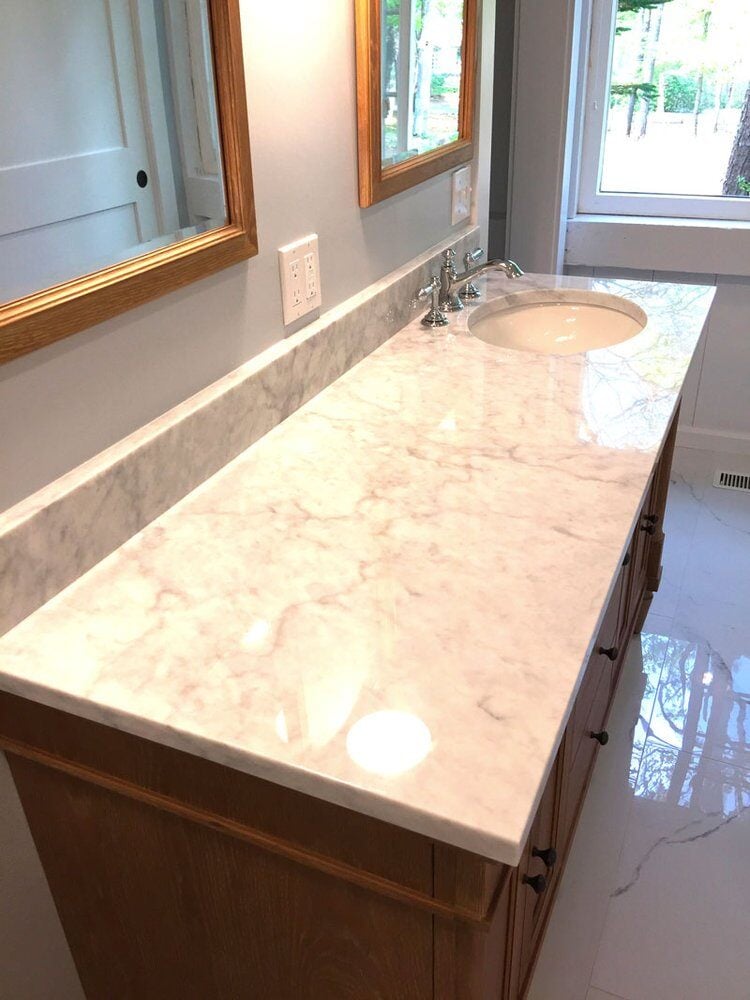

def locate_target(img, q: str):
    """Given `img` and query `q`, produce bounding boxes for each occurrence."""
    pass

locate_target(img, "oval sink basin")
[468,289,647,355]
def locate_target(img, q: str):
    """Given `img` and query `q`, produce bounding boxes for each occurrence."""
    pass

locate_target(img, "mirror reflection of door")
[0,0,228,304]
[381,0,465,168]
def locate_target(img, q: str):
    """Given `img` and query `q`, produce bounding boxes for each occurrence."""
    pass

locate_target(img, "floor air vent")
[713,470,750,492]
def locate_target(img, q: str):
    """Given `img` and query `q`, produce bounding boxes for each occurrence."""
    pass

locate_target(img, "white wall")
[0,3,498,996]
[0,0,495,514]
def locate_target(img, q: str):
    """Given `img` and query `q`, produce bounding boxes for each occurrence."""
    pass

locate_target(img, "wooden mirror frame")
[0,0,257,366]
[355,0,478,209]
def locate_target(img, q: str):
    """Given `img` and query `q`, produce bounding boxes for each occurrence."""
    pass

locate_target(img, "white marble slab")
[0,272,714,865]
[0,226,480,637]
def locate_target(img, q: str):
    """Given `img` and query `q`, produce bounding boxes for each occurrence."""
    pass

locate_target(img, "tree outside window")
[601,0,750,199]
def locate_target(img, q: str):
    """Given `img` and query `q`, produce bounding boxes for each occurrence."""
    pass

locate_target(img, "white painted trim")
[578,0,750,223]
[677,426,750,457]
[566,216,750,276]
[130,0,181,234]
[503,0,521,261]
[507,0,583,273]
[576,0,615,216]
[565,0,593,220]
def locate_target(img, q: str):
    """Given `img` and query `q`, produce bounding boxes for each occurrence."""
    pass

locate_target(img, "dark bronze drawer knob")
[644,513,660,525]
[523,873,547,895]
[598,646,619,662]
[532,846,558,868]
[590,730,610,746]
[640,522,656,535]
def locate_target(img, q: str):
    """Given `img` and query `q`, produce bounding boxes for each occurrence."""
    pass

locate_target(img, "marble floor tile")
[532,447,750,1000]
[670,445,721,496]
[649,467,750,772]
[527,641,647,1000]
[644,624,750,772]
[629,614,674,785]
[590,744,750,1000]
[648,467,703,620]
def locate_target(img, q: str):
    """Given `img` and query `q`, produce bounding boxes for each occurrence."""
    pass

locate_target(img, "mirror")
[0,0,256,365]
[355,0,477,207]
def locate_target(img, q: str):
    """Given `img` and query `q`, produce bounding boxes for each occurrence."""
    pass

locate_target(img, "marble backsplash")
[0,226,480,637]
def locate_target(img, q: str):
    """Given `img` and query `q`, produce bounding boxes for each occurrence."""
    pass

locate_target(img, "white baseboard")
[677,424,750,456]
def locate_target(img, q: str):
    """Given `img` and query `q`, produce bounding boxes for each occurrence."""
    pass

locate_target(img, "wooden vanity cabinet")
[0,414,678,1000]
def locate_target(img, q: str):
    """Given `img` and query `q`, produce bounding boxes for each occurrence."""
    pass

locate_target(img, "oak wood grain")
[355,0,478,208]
[9,753,433,1000]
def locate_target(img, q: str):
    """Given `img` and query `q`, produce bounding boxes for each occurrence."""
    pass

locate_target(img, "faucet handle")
[459,247,485,300]
[463,247,484,269]
[416,275,449,328]
[441,247,458,274]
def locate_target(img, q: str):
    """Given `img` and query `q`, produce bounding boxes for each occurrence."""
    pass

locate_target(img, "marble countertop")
[0,272,715,865]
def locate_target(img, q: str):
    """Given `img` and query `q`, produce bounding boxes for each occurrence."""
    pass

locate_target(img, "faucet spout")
[454,258,524,287]
[438,251,524,310]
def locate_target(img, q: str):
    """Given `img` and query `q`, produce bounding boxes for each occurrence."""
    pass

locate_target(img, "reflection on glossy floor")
[528,446,750,1000]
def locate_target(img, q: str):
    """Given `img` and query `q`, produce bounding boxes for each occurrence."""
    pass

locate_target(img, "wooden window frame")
[355,0,478,209]
[0,0,257,366]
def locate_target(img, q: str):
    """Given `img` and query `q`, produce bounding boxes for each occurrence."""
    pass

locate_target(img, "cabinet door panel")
[560,657,612,854]
[567,575,620,776]
[510,750,562,998]
[9,754,434,1000]
[626,475,657,633]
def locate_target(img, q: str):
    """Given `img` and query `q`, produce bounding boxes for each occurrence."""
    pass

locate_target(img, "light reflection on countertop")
[0,271,715,864]
[346,711,433,777]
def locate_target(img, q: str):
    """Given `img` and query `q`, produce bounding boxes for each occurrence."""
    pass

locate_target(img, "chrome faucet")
[415,275,449,328]
[438,247,524,311]
[415,247,524,328]
[459,248,484,299]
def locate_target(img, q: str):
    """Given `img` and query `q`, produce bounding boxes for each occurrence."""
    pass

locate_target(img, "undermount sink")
[468,289,647,356]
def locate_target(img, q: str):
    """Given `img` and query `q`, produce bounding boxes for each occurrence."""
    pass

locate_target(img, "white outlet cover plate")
[451,166,472,226]
[278,234,322,325]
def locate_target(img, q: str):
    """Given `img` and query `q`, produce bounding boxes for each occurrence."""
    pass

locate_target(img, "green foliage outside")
[430,72,458,98]
[610,82,659,109]
[616,0,673,34]
[603,0,750,198]
[662,74,697,112]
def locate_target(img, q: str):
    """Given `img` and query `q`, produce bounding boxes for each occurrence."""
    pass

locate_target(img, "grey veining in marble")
[0,272,714,864]
[0,227,480,637]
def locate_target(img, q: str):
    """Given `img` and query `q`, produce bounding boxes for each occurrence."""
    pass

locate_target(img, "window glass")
[601,0,750,199]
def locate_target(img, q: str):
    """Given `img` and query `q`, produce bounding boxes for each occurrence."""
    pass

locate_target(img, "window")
[380,0,465,167]
[579,0,750,221]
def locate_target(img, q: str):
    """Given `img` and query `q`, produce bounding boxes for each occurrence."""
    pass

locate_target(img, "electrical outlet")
[451,166,472,225]
[278,235,322,325]
[304,252,316,300]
